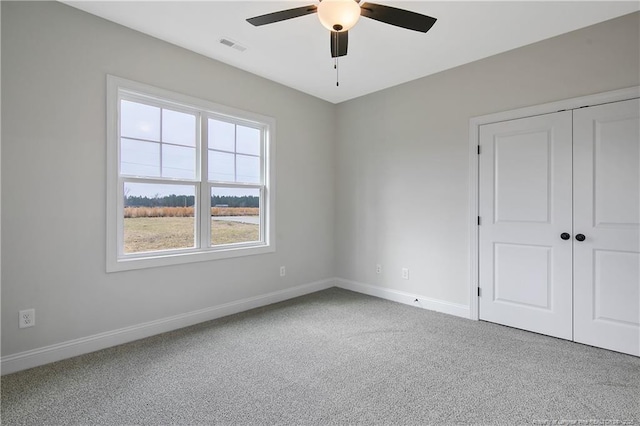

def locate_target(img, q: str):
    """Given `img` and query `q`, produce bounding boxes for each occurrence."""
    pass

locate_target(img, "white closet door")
[479,111,573,339]
[573,98,640,356]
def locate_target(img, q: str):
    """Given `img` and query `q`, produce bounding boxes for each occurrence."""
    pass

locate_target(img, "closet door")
[573,98,640,356]
[479,111,573,339]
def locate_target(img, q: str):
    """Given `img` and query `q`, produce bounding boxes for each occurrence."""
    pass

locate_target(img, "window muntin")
[207,118,262,184]
[120,100,197,180]
[107,76,275,272]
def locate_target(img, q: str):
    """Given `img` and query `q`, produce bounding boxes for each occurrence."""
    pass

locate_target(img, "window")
[107,76,275,272]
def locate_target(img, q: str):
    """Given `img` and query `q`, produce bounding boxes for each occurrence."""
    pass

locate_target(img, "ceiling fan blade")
[330,31,348,58]
[247,5,317,27]
[360,2,437,33]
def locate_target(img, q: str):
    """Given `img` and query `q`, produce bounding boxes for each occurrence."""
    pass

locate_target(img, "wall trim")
[335,278,471,319]
[1,278,335,375]
[468,86,640,321]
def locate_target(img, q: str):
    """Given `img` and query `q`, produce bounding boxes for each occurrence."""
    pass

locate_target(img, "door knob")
[560,233,571,240]
[575,234,586,242]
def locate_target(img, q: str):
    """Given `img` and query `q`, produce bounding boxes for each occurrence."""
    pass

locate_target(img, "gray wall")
[334,12,640,306]
[1,1,335,356]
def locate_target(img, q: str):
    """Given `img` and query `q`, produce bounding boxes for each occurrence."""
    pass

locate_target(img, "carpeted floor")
[1,287,639,425]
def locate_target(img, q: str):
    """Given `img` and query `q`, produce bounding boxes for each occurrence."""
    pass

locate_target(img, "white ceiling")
[64,1,640,104]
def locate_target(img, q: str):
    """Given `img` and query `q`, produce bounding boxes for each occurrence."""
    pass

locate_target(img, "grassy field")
[124,217,259,254]
[124,207,259,218]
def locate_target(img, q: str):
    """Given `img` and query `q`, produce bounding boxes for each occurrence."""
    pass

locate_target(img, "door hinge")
[478,287,481,297]
[477,145,481,155]
[477,216,481,226]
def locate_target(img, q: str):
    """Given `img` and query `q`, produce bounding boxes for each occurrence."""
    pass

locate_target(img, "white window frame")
[106,75,276,272]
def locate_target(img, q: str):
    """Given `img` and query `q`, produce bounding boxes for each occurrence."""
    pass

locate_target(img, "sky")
[120,99,262,198]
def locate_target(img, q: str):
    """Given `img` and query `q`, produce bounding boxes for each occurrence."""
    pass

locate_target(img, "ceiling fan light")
[317,0,361,32]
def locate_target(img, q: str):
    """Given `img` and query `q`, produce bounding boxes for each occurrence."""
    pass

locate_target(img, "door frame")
[468,86,640,321]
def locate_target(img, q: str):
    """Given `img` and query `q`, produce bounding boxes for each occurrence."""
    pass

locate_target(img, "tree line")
[125,194,259,208]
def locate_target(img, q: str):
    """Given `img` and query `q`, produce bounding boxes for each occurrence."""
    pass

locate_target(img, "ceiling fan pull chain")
[335,34,339,86]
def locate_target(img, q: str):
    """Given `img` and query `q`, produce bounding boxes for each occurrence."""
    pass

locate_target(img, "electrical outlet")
[280,266,286,277]
[401,268,409,280]
[19,309,35,328]
[376,264,382,274]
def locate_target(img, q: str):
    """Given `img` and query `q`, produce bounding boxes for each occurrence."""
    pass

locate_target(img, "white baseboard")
[1,278,335,375]
[335,278,471,319]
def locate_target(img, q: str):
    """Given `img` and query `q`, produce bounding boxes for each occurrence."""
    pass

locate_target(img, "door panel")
[593,115,640,227]
[494,243,552,310]
[573,98,640,356]
[479,111,573,340]
[593,250,639,326]
[494,131,551,223]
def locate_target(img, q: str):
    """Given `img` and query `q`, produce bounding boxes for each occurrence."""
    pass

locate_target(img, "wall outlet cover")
[19,309,35,328]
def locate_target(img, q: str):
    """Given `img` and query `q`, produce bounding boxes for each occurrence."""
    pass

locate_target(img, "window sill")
[106,243,275,273]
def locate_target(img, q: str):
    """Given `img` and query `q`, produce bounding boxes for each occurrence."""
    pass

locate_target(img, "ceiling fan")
[246,0,437,59]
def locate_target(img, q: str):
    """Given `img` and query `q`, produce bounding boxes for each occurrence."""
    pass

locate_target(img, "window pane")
[211,187,260,246]
[236,126,261,156]
[121,138,160,177]
[236,154,261,183]
[208,119,235,152]
[162,144,196,179]
[121,100,160,141]
[209,150,235,182]
[123,183,196,254]
[162,109,196,147]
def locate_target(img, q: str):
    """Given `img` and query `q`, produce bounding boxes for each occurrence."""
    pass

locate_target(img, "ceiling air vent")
[219,38,247,52]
